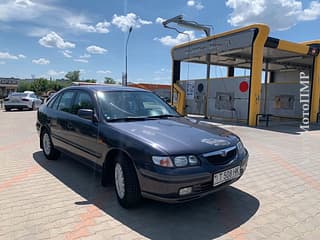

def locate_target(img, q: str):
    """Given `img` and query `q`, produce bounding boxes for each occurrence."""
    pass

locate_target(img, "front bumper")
[138,152,248,203]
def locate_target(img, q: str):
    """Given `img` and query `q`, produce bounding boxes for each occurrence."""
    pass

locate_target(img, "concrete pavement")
[0,110,320,240]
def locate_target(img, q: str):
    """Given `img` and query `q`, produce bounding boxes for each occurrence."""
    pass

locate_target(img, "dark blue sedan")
[36,85,248,208]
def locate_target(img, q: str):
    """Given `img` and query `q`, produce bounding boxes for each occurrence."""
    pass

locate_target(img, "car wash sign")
[172,30,255,61]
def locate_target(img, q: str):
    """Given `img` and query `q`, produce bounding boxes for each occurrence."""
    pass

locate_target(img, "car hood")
[110,117,239,155]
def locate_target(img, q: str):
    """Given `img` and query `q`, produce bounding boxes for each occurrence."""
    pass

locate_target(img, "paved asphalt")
[0,110,320,240]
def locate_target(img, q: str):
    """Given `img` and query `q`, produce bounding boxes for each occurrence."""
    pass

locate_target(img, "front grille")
[192,182,212,194]
[203,146,237,165]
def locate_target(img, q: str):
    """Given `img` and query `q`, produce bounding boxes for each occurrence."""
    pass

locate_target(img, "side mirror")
[78,109,94,121]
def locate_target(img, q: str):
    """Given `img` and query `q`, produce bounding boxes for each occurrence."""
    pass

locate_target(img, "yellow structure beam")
[248,25,270,126]
[172,83,186,115]
[277,40,309,55]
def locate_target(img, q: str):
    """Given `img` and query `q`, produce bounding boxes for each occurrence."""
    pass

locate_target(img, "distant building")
[0,78,19,98]
[128,83,171,100]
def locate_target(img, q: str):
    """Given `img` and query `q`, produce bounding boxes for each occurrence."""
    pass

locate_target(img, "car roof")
[64,84,150,93]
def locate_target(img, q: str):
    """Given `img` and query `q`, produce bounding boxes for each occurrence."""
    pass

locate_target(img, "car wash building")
[170,24,320,127]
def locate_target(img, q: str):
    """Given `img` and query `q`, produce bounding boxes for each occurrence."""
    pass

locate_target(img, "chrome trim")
[202,146,237,158]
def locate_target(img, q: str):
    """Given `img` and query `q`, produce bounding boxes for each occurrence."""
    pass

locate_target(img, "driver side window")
[72,91,94,114]
[57,91,75,113]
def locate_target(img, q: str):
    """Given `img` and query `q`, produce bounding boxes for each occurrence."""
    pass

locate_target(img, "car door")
[68,90,102,163]
[52,90,77,151]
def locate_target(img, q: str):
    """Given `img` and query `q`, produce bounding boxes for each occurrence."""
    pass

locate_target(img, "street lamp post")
[124,26,133,86]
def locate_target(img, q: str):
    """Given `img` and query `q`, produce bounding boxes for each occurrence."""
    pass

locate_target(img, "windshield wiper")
[106,116,153,122]
[147,114,180,119]
[106,114,179,122]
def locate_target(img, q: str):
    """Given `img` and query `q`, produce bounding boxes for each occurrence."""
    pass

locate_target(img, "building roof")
[128,83,171,91]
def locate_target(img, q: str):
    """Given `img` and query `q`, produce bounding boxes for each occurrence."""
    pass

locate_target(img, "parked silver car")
[4,91,42,111]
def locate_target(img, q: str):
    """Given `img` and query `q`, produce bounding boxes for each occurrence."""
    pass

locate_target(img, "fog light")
[179,187,192,196]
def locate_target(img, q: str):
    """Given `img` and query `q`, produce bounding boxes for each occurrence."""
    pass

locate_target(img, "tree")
[83,79,96,83]
[17,81,32,92]
[65,71,80,82]
[104,77,116,84]
[30,78,49,95]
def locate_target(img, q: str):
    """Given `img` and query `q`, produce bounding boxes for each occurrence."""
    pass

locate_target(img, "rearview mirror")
[78,109,94,121]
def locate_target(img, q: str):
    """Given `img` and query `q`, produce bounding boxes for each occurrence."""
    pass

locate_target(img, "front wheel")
[114,157,141,208]
[41,130,60,160]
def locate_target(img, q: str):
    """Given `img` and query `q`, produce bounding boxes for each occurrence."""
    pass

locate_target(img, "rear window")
[11,93,28,97]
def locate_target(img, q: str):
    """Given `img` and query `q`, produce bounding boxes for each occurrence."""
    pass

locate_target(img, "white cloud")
[154,31,196,46]
[226,0,320,31]
[32,58,50,65]
[86,45,107,54]
[112,13,152,32]
[96,70,112,74]
[154,68,170,74]
[0,1,110,36]
[155,17,166,24]
[39,31,75,49]
[28,27,50,37]
[299,1,320,20]
[47,70,65,77]
[187,0,204,10]
[68,16,111,33]
[95,21,111,33]
[0,51,25,60]
[74,59,88,63]
[0,0,54,22]
[62,50,72,58]
[79,53,91,59]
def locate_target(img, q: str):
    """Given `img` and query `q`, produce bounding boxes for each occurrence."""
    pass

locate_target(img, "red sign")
[239,81,249,92]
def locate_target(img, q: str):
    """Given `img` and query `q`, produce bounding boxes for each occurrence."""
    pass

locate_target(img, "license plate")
[213,166,240,187]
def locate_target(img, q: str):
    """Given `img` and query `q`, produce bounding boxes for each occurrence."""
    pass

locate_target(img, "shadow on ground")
[33,151,259,240]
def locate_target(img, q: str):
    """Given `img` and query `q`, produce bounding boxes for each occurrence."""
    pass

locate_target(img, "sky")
[0,0,320,84]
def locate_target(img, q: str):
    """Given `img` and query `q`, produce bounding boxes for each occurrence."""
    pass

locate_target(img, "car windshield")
[97,91,179,121]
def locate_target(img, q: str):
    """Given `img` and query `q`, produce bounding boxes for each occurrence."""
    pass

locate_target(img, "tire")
[30,102,36,111]
[41,130,60,160]
[114,156,141,208]
[5,106,10,111]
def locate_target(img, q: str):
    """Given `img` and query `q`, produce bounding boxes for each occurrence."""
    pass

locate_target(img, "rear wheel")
[114,157,141,208]
[30,102,36,111]
[4,106,10,111]
[41,130,60,160]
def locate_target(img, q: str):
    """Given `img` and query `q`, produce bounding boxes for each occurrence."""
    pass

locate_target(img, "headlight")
[152,155,200,168]
[237,141,246,155]
[152,156,174,168]
[174,155,200,167]
[188,155,199,166]
[174,156,188,167]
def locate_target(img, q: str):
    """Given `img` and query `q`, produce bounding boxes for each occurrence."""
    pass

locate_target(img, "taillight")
[22,98,30,101]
